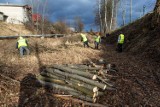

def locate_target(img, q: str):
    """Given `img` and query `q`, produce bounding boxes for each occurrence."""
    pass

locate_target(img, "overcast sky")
[0,0,157,31]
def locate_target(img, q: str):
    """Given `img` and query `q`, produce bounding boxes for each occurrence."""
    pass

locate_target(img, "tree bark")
[41,71,99,92]
[38,80,76,92]
[38,80,96,102]
[38,75,98,98]
[65,64,102,70]
[46,68,107,90]
[53,94,107,107]
[37,75,66,85]
[52,65,97,80]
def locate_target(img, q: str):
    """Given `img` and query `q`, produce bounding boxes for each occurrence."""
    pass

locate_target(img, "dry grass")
[0,22,33,36]
[0,36,103,106]
[0,37,102,79]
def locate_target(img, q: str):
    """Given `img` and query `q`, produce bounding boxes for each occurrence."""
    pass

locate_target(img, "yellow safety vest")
[118,34,124,44]
[18,38,27,48]
[95,35,101,43]
[81,34,87,42]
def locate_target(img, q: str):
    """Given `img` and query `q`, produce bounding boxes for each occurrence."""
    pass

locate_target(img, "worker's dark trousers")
[83,41,89,47]
[94,42,99,49]
[19,46,30,57]
[117,43,123,52]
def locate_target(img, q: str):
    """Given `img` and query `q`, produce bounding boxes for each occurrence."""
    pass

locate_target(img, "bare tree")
[95,0,120,35]
[53,20,69,34]
[23,0,48,34]
[74,16,84,32]
[98,0,103,34]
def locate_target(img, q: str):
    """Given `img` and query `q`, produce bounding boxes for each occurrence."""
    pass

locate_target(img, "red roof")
[32,14,41,22]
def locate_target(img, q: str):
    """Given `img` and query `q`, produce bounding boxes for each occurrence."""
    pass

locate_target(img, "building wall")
[0,6,29,24]
[0,13,3,21]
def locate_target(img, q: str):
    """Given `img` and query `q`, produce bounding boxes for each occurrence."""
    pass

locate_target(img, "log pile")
[37,64,116,103]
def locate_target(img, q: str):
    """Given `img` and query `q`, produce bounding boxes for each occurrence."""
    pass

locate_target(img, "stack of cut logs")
[37,64,116,103]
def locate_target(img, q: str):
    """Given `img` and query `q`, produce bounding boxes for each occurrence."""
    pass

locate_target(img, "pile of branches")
[37,63,116,103]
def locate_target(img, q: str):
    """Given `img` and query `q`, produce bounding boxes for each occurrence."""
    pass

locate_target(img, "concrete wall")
[0,5,29,24]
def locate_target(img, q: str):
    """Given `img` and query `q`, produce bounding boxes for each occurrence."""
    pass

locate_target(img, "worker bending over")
[81,33,89,48]
[16,36,30,57]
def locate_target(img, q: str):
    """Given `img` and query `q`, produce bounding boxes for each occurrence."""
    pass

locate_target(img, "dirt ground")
[0,36,160,107]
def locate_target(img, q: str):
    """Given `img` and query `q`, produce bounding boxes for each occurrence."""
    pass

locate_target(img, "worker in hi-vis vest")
[94,33,101,49]
[80,33,89,47]
[117,33,125,52]
[16,36,30,57]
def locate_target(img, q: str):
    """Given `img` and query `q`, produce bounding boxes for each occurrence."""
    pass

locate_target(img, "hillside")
[0,33,160,106]
[108,11,160,63]
[0,1,160,106]
[0,22,33,36]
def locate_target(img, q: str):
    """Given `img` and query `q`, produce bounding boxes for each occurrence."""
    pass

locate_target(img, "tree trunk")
[46,68,107,90]
[38,80,76,92]
[38,75,98,98]
[37,75,66,85]
[68,91,96,103]
[38,80,96,102]
[154,0,160,23]
[41,71,99,92]
[53,94,106,107]
[99,0,103,34]
[65,64,102,70]
[52,65,97,80]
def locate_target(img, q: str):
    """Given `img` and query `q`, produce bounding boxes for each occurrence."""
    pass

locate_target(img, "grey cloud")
[0,0,157,31]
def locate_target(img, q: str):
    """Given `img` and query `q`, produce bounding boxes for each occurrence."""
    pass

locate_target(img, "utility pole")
[122,10,126,26]
[130,0,132,23]
[36,0,39,34]
[42,0,47,36]
[143,5,146,15]
[139,9,142,18]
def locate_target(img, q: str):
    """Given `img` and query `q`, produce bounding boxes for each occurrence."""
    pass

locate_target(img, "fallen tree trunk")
[41,72,98,92]
[40,71,66,80]
[37,75,67,85]
[52,65,97,80]
[46,68,107,90]
[38,80,76,92]
[53,94,107,107]
[66,79,99,92]
[41,71,99,92]
[68,91,96,103]
[38,74,99,98]
[65,64,102,70]
[38,80,95,102]
[97,76,114,88]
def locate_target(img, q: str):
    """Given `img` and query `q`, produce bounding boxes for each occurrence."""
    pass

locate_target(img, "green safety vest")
[95,35,101,43]
[81,34,87,42]
[118,34,124,44]
[18,38,27,48]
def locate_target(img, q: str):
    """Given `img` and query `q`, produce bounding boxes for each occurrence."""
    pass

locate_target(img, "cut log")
[41,71,99,92]
[40,71,66,80]
[38,80,95,102]
[66,79,99,92]
[53,94,107,107]
[38,80,76,92]
[65,64,102,70]
[37,75,67,85]
[38,75,98,98]
[66,80,98,98]
[97,76,114,88]
[68,91,96,103]
[46,68,107,90]
[52,65,97,80]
